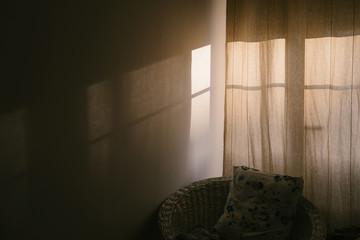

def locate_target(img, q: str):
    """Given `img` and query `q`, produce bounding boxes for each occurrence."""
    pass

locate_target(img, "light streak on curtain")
[224,0,360,230]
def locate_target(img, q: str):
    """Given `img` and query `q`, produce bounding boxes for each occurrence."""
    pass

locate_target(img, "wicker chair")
[158,177,327,240]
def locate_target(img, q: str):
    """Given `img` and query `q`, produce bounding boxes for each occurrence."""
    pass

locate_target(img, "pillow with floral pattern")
[214,166,304,240]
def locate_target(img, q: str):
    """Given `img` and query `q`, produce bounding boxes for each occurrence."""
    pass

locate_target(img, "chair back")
[158,177,327,240]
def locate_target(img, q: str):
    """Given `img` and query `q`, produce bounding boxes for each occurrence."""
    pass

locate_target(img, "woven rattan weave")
[158,177,326,240]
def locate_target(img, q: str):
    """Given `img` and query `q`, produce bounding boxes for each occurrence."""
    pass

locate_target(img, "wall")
[0,0,226,239]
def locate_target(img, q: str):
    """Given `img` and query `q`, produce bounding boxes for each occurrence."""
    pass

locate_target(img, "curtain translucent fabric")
[224,0,360,230]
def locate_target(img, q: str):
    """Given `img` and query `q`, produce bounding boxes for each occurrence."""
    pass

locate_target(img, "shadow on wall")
[0,0,223,239]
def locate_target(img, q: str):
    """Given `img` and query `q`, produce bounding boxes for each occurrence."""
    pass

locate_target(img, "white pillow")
[214,166,304,240]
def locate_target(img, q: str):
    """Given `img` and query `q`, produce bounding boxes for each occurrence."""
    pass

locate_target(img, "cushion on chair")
[214,166,304,240]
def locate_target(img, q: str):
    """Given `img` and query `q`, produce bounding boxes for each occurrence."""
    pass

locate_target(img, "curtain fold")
[225,0,360,230]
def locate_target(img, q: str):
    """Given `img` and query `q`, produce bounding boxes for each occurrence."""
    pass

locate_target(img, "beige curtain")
[224,0,360,230]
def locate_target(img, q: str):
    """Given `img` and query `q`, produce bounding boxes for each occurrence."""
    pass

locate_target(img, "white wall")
[0,1,226,239]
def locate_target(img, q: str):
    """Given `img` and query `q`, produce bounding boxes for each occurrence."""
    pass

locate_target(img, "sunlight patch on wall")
[0,109,28,181]
[0,109,29,230]
[191,45,211,94]
[87,81,113,179]
[88,138,111,179]
[87,81,113,142]
[122,54,190,124]
[189,45,211,178]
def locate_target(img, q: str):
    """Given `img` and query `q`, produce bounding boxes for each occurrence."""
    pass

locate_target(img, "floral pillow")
[214,166,304,240]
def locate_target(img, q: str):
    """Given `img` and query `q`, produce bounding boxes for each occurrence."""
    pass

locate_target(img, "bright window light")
[191,45,211,95]
[189,44,211,178]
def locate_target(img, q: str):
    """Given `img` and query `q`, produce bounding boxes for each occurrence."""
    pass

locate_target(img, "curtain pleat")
[225,0,360,230]
[351,0,360,223]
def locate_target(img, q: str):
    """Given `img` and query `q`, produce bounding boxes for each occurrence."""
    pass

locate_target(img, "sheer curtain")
[224,0,360,230]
